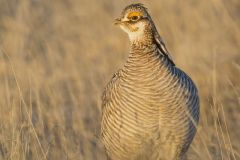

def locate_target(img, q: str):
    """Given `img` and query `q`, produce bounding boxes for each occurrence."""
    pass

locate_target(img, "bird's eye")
[130,16,140,21]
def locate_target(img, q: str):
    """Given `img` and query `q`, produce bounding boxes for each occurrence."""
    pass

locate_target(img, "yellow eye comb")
[127,12,143,18]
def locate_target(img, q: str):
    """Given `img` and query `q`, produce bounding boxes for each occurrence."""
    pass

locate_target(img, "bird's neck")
[124,43,171,73]
[124,29,172,74]
[130,39,154,52]
[130,42,156,55]
[129,29,154,51]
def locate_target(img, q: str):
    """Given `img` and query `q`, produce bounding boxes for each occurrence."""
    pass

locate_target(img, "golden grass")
[0,0,239,159]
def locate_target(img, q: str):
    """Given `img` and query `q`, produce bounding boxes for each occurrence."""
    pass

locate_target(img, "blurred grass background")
[0,0,239,159]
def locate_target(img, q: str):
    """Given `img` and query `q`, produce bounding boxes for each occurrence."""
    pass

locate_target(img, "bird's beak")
[114,18,122,25]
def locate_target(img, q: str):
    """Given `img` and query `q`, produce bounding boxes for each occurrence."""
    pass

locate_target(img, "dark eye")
[131,16,140,21]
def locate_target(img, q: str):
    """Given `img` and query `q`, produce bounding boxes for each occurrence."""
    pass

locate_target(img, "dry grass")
[0,0,239,159]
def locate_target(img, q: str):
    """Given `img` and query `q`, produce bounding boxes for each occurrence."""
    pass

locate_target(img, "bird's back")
[101,48,199,160]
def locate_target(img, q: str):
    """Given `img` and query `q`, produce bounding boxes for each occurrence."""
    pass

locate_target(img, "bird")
[101,3,200,160]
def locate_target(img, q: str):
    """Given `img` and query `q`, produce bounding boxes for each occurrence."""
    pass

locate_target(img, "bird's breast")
[101,53,199,159]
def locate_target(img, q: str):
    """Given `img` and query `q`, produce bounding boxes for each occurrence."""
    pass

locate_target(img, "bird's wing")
[101,71,121,111]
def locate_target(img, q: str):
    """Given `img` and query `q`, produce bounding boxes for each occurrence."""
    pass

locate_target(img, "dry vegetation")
[0,0,239,159]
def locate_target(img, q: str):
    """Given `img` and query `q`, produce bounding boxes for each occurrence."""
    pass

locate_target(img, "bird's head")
[114,3,154,42]
[114,3,175,65]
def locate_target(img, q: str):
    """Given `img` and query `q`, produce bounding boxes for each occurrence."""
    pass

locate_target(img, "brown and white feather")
[101,3,199,160]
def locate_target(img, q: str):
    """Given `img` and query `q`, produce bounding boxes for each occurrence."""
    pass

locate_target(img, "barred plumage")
[101,3,200,160]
